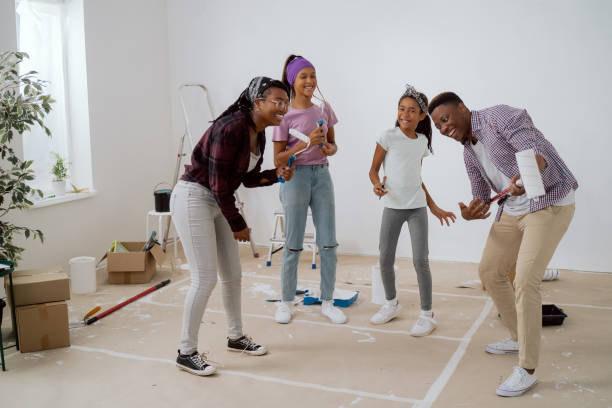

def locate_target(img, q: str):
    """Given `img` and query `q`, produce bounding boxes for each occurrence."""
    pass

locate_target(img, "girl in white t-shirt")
[368,85,456,336]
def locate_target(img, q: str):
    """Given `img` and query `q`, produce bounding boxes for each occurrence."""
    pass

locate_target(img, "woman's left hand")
[318,142,337,156]
[277,166,294,182]
[430,205,457,227]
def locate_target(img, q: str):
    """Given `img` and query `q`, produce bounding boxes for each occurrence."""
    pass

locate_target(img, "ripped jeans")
[280,164,338,301]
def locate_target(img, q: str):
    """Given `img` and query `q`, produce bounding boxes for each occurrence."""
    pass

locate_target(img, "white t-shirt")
[471,141,530,215]
[377,128,430,209]
[471,141,575,215]
[247,151,261,173]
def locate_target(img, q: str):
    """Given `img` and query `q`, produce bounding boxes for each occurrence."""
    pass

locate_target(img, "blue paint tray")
[303,288,359,308]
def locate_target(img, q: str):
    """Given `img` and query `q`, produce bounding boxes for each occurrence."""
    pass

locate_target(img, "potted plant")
[50,152,69,196]
[0,50,53,264]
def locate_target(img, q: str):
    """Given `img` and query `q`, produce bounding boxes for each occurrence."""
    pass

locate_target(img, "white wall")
[2,0,610,273]
[4,0,174,270]
[167,0,612,272]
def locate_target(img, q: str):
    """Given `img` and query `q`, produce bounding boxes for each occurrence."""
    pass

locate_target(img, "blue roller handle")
[317,120,324,146]
[278,155,296,183]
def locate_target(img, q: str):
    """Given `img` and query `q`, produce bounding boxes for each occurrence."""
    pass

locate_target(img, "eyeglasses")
[258,98,290,111]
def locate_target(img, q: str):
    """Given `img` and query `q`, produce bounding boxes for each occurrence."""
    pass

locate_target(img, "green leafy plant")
[0,51,54,264]
[50,152,69,181]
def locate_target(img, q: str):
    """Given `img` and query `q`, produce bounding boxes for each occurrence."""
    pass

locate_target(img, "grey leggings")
[379,207,432,311]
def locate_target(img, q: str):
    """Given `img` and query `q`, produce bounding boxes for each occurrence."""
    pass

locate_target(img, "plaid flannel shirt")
[181,111,277,232]
[464,105,578,221]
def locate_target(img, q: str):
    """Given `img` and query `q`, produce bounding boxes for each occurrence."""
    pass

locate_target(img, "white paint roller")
[515,149,546,199]
[288,128,311,155]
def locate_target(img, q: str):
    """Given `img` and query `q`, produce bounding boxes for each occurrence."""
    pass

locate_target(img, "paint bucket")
[153,182,172,213]
[69,256,97,294]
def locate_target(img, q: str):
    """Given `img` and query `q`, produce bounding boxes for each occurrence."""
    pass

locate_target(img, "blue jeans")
[280,164,338,301]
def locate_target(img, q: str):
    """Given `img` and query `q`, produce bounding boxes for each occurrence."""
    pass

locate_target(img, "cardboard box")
[16,301,70,353]
[4,266,71,306]
[99,241,165,284]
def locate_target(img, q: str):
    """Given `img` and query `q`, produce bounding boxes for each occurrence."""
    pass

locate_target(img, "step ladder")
[266,209,318,269]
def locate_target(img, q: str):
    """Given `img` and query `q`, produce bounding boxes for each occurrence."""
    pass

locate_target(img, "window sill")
[31,190,97,209]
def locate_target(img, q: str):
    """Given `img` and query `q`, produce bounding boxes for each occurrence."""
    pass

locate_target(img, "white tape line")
[416,300,493,408]
[70,345,419,404]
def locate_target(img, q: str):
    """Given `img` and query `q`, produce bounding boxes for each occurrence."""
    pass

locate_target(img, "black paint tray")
[542,304,567,326]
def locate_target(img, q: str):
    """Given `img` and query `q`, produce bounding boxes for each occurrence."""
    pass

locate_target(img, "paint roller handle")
[278,155,296,183]
[86,279,171,325]
[490,186,512,202]
[490,178,524,202]
[316,120,325,146]
[83,306,101,321]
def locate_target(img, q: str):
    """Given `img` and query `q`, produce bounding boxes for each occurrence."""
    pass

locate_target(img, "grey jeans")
[170,181,243,355]
[379,206,432,311]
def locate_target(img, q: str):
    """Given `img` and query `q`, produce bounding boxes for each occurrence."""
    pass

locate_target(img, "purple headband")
[286,57,315,86]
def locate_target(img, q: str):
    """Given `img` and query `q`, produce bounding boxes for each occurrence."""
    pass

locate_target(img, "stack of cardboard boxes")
[4,266,71,353]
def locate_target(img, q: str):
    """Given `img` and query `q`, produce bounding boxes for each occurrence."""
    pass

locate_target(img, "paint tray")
[542,304,567,326]
[303,288,359,308]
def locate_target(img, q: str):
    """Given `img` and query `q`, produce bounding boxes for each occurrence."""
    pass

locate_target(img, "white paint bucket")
[69,256,97,294]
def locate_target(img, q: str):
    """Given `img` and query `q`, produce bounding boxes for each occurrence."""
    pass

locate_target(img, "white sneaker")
[496,366,537,397]
[370,299,402,325]
[486,337,519,354]
[410,311,437,337]
[321,300,347,324]
[275,301,293,324]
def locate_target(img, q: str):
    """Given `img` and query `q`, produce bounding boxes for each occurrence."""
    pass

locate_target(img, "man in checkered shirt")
[429,92,577,398]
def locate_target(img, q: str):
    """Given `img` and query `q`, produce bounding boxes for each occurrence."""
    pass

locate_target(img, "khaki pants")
[478,204,575,369]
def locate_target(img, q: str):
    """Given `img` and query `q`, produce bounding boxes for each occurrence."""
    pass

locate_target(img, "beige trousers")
[478,204,575,369]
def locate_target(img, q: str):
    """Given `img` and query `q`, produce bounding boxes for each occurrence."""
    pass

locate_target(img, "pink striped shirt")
[464,105,578,221]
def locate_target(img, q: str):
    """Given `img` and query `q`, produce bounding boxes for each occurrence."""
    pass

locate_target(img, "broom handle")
[86,279,170,325]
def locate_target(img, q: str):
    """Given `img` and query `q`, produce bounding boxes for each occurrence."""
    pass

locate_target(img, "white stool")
[145,210,179,262]
[266,209,318,269]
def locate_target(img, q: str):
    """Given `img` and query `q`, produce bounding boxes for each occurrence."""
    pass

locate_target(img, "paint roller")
[490,149,546,202]
[86,279,171,325]
[278,129,311,183]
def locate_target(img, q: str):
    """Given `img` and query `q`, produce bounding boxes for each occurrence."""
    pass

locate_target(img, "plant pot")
[52,180,66,196]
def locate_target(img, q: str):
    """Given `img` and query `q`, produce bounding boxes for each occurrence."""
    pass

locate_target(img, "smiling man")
[429,92,578,397]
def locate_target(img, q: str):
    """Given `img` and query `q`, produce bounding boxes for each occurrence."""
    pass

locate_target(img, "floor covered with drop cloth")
[1,246,611,407]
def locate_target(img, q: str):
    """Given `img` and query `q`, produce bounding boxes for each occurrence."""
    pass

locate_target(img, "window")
[16,0,92,198]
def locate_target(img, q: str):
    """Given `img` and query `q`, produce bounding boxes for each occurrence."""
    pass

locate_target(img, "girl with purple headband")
[271,55,346,325]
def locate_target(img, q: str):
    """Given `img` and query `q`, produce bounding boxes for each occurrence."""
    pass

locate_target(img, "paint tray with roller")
[303,288,359,308]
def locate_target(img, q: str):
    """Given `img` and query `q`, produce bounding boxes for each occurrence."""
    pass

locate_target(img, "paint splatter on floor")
[248,282,278,298]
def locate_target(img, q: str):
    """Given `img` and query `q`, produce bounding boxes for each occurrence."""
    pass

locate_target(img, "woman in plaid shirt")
[171,77,294,377]
[429,92,577,397]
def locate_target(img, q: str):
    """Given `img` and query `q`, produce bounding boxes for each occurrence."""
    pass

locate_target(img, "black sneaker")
[227,335,268,356]
[176,350,216,376]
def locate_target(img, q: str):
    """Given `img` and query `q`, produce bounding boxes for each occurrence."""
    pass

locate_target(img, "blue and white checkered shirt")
[464,105,578,221]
